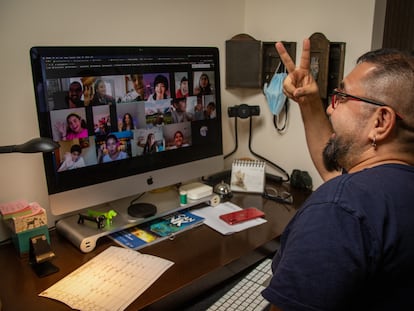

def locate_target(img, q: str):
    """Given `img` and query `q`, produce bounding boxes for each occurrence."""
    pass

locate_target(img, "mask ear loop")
[273,64,288,133]
[273,97,289,132]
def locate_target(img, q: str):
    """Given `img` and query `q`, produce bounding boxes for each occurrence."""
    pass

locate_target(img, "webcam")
[228,104,260,119]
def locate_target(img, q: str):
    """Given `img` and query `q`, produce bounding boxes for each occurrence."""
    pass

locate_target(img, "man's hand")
[275,39,319,105]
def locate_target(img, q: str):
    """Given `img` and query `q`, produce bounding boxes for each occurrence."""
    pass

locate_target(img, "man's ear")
[368,107,396,141]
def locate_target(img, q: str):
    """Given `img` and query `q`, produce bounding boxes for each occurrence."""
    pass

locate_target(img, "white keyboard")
[207,258,273,311]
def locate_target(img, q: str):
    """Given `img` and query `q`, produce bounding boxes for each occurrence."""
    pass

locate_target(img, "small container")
[179,190,187,206]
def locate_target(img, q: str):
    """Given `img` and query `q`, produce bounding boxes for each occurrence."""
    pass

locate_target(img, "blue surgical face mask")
[263,71,287,116]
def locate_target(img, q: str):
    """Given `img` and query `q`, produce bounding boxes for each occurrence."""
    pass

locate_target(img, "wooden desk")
[0,186,308,311]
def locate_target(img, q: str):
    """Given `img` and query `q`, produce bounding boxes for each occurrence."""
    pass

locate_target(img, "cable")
[248,115,290,182]
[129,192,146,206]
[224,116,238,159]
[208,104,289,182]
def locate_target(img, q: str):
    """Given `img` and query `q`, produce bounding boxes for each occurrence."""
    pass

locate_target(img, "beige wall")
[0,0,380,240]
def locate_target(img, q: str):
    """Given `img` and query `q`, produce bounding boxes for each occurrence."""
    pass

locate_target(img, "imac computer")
[30,46,224,251]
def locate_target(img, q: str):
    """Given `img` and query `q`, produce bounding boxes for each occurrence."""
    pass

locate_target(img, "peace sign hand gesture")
[275,39,320,105]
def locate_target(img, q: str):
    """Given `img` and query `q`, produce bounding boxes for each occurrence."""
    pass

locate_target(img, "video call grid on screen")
[31,46,223,193]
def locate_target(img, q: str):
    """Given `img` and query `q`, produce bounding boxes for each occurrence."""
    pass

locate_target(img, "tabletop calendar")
[230,159,266,193]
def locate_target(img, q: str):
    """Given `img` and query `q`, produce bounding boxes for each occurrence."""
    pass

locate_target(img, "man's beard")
[322,136,351,172]
[71,96,81,103]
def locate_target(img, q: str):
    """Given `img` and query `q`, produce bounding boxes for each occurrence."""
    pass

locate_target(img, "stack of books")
[110,210,204,250]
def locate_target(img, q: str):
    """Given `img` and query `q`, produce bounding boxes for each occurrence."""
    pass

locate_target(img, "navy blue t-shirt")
[262,164,414,311]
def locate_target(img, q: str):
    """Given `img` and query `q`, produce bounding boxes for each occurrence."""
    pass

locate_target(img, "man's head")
[323,49,414,172]
[173,98,187,112]
[106,134,120,155]
[68,81,83,105]
[70,144,82,162]
[174,130,184,147]
[131,74,145,98]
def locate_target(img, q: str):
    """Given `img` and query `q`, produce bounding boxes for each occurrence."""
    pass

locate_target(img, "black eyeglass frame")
[262,187,293,205]
[331,89,403,120]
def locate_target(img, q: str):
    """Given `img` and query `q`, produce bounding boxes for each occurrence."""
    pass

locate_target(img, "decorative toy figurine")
[87,209,118,226]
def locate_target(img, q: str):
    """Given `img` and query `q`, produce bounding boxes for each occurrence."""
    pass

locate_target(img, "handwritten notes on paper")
[39,246,174,311]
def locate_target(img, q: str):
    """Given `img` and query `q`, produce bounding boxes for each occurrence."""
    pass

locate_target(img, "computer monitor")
[30,46,223,216]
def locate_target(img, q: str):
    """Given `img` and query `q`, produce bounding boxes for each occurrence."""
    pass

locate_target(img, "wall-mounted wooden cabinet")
[225,34,296,89]
[309,32,346,108]
[226,32,345,109]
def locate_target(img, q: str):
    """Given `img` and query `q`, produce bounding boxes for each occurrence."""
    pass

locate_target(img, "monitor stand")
[55,187,216,253]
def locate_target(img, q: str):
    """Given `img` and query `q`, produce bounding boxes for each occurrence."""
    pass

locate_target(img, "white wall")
[0,0,381,241]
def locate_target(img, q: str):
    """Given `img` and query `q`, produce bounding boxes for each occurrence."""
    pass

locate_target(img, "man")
[57,144,85,172]
[66,81,84,108]
[122,74,145,102]
[171,98,193,123]
[262,39,414,310]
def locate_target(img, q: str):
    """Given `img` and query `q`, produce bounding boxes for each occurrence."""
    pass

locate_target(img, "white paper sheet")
[191,201,267,235]
[39,246,174,311]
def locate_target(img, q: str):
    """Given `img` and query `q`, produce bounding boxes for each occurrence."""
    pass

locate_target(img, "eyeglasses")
[263,187,293,205]
[331,89,403,120]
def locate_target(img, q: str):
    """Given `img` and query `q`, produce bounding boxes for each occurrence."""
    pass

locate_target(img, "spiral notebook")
[230,159,266,193]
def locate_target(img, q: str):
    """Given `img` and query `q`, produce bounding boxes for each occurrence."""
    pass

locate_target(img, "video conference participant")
[194,72,213,95]
[171,98,193,123]
[122,74,145,102]
[55,112,88,141]
[66,81,84,108]
[176,76,189,98]
[98,134,129,163]
[91,79,116,106]
[167,130,189,149]
[147,74,170,102]
[57,144,85,172]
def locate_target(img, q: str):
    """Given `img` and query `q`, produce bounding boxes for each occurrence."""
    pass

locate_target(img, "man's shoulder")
[306,164,414,212]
